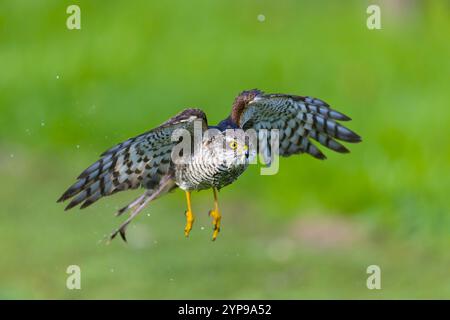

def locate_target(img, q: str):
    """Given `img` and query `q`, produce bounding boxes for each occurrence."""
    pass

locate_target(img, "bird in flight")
[57,89,361,241]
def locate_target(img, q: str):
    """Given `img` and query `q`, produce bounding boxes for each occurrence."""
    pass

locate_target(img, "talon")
[184,210,194,237]
[212,226,220,241]
[209,188,222,241]
[209,209,221,241]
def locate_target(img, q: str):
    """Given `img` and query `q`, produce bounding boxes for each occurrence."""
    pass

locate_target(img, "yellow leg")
[184,191,194,237]
[208,188,222,241]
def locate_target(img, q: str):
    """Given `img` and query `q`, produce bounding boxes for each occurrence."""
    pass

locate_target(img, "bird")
[57,89,361,242]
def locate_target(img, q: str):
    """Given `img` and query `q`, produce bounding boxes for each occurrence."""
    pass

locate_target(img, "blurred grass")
[0,0,449,299]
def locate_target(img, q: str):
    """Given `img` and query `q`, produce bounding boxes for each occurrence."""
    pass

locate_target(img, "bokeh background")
[0,0,449,299]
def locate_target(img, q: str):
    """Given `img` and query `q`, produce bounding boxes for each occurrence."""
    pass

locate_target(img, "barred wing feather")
[57,108,207,210]
[235,92,361,160]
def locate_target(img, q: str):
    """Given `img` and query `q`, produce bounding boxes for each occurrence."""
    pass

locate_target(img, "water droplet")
[76,145,80,149]
[10,154,14,158]
[41,121,45,127]
[257,14,265,22]
[56,75,60,80]
[147,213,151,217]
[200,226,205,230]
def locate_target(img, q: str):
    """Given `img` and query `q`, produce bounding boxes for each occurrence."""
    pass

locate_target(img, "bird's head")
[204,129,254,166]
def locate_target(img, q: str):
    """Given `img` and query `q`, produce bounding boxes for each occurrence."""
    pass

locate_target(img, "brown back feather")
[230,89,262,126]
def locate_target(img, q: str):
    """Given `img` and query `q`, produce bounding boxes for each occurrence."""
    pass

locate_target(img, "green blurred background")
[0,0,449,299]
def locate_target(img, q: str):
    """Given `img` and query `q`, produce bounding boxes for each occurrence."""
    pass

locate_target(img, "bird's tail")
[108,175,176,243]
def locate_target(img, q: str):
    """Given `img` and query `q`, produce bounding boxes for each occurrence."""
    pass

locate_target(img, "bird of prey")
[57,89,361,241]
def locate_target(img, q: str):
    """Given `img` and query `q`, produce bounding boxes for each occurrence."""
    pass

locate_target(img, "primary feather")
[229,90,361,160]
[57,108,207,211]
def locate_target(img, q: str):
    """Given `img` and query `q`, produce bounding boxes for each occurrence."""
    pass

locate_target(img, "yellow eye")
[229,141,238,150]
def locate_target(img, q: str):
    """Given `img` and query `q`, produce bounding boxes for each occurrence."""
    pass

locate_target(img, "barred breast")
[174,150,247,191]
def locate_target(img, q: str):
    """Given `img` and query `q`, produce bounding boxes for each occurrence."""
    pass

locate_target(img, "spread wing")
[230,90,361,160]
[57,108,207,210]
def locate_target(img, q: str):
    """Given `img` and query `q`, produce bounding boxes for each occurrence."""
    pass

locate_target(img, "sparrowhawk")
[57,89,361,241]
